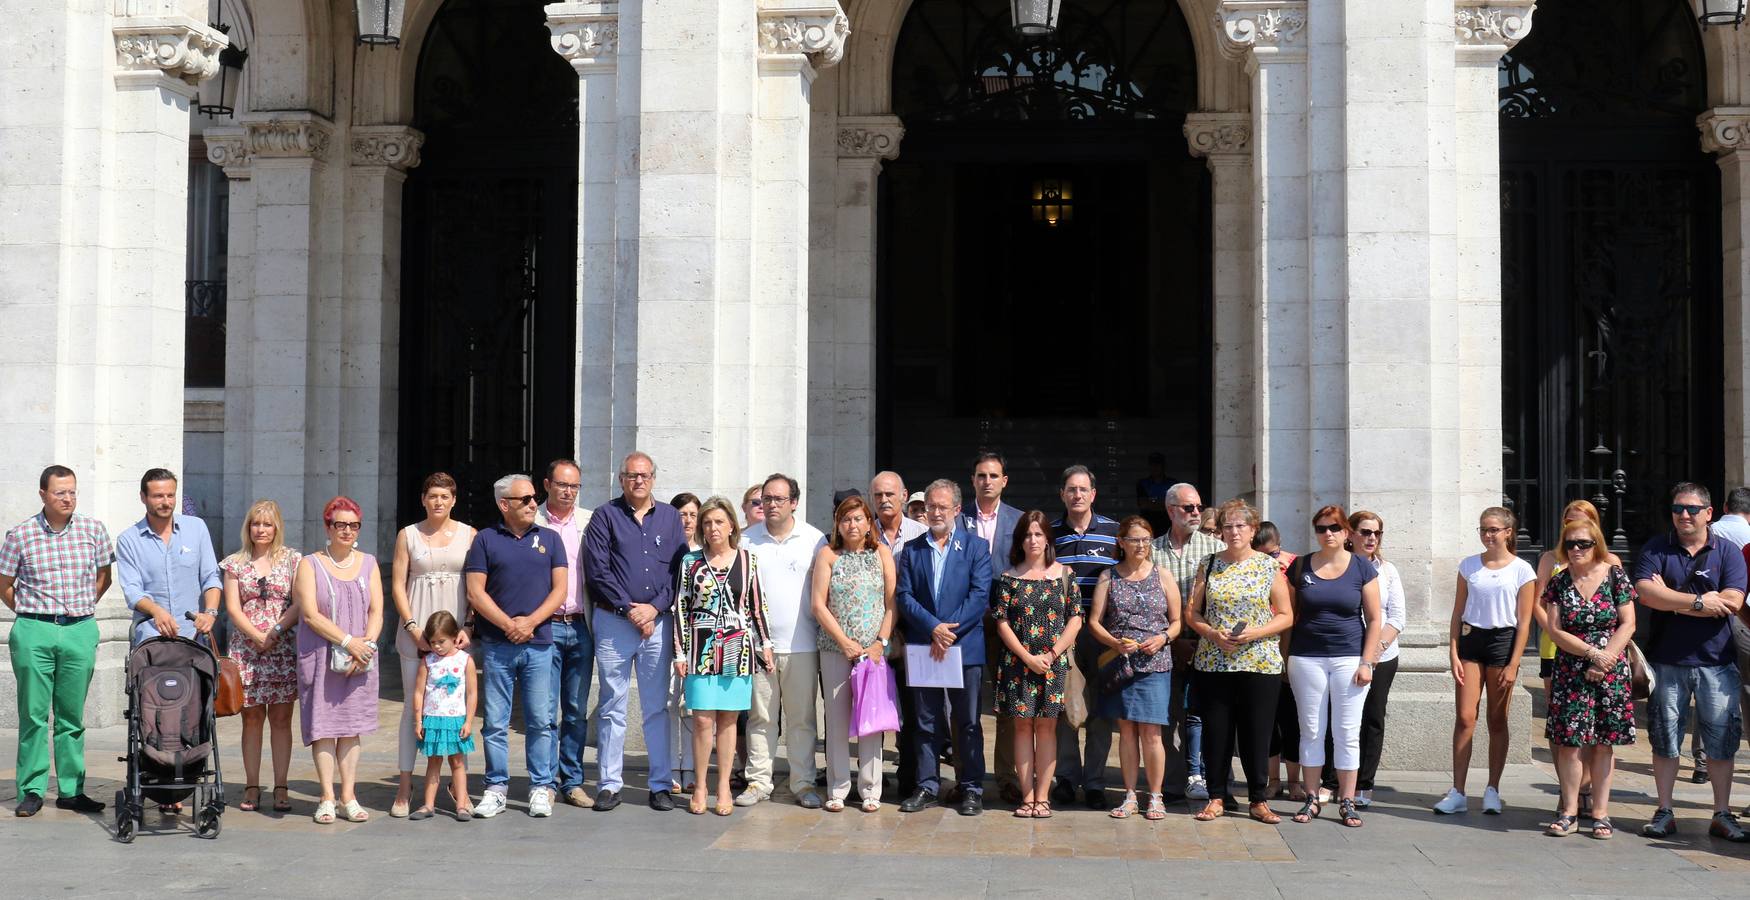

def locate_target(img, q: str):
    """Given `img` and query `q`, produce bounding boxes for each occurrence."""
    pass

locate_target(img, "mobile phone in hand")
[1228,622,1247,638]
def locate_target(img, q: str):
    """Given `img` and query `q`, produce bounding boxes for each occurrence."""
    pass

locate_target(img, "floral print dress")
[1192,552,1284,675]
[1544,565,1636,747]
[220,550,302,707]
[993,572,1081,717]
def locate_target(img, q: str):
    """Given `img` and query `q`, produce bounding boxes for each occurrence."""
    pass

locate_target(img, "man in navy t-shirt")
[1634,482,1750,841]
[464,473,568,819]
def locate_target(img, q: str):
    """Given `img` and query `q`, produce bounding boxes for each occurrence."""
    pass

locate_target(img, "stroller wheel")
[115,795,136,844]
[196,810,221,838]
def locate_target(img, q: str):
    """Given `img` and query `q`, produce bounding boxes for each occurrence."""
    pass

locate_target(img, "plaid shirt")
[0,512,115,617]
[1151,528,1225,604]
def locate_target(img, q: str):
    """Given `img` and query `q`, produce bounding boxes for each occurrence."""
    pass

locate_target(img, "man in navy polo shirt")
[1635,481,1750,841]
[464,473,568,819]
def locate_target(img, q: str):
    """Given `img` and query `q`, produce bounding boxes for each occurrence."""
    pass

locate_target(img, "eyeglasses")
[1218,522,1250,532]
[1313,523,1346,535]
[925,503,957,514]
[1671,504,1707,517]
[328,521,361,532]
[1355,528,1384,539]
[503,494,538,506]
[760,495,793,506]
[1121,536,1152,545]
[549,481,580,493]
[1175,504,1203,514]
[1478,526,1509,536]
[620,472,653,483]
[46,490,77,499]
[1561,539,1596,552]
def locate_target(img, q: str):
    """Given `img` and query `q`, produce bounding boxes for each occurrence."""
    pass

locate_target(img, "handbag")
[329,643,376,675]
[214,655,244,717]
[850,657,901,738]
[1624,639,1655,703]
[1095,646,1145,694]
[1064,655,1089,730]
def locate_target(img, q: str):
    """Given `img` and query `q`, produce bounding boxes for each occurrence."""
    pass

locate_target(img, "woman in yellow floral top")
[993,510,1082,819]
[1186,499,1293,824]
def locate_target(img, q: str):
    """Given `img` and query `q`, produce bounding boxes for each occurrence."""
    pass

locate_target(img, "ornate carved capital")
[350,126,425,171]
[113,14,228,95]
[1183,112,1252,161]
[546,2,618,73]
[836,116,904,160]
[1700,108,1750,156]
[1214,1,1307,63]
[1454,2,1535,61]
[203,127,250,178]
[240,112,335,162]
[758,3,850,70]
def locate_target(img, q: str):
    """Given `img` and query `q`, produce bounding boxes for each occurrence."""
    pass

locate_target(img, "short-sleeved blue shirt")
[463,522,566,645]
[1288,554,1379,658]
[1633,532,1750,667]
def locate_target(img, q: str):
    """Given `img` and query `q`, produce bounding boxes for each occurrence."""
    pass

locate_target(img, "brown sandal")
[1013,801,1037,818]
[239,786,261,812]
[1195,799,1226,821]
[1033,801,1053,819]
[1250,801,1282,824]
[272,786,292,812]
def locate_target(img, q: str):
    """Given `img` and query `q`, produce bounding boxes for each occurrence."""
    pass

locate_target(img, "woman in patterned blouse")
[811,495,897,812]
[674,496,774,816]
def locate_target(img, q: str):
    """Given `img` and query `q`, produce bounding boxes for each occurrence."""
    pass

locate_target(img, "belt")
[550,612,586,623]
[17,612,93,625]
[592,600,629,619]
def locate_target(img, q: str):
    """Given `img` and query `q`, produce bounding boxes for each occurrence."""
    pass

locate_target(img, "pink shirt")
[972,502,1000,547]
[539,503,587,615]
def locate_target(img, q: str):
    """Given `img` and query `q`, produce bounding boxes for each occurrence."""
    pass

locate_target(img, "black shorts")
[1457,624,1516,668]
[1538,656,1554,679]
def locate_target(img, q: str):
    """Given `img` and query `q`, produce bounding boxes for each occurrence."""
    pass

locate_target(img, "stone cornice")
[203,126,250,178]
[757,2,850,70]
[1699,108,1750,156]
[836,116,904,160]
[239,112,334,162]
[1183,112,1252,161]
[545,2,618,73]
[113,14,228,96]
[350,125,425,171]
[1454,2,1535,61]
[1213,1,1307,63]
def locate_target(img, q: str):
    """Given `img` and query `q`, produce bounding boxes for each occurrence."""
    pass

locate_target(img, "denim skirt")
[1098,670,1173,726]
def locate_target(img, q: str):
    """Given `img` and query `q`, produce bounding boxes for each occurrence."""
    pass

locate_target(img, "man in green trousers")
[0,465,114,816]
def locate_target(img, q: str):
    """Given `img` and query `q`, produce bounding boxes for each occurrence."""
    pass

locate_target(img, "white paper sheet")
[904,644,964,688]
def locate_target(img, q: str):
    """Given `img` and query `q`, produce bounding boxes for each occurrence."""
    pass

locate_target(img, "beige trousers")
[746,651,820,795]
[819,650,883,804]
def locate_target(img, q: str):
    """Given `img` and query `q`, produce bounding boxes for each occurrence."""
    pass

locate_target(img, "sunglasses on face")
[503,495,538,506]
[1670,504,1707,517]
[1313,523,1346,535]
[1562,539,1596,552]
[1355,528,1383,539]
[1175,504,1203,514]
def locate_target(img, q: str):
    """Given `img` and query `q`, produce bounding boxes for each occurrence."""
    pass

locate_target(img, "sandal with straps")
[1013,801,1037,819]
[1338,797,1362,828]
[1249,801,1281,824]
[1111,792,1139,819]
[1591,817,1614,840]
[1145,793,1166,821]
[272,785,293,812]
[1195,799,1225,821]
[1547,814,1578,836]
[1292,799,1321,824]
[1033,801,1053,819]
[239,786,261,812]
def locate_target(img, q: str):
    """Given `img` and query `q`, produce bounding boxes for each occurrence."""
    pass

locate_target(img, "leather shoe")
[55,793,106,813]
[999,783,1025,804]
[899,789,938,813]
[593,790,621,811]
[14,793,43,817]
[957,792,983,817]
[1085,787,1111,810]
[1050,780,1076,806]
[649,790,676,812]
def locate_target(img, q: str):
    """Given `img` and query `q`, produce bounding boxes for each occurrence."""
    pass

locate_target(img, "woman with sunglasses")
[220,499,302,813]
[295,496,385,824]
[1434,507,1536,816]
[1541,517,1636,838]
[1318,511,1405,808]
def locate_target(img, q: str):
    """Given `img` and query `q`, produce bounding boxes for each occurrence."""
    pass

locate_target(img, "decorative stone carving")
[757,5,850,69]
[546,2,618,72]
[1700,108,1750,155]
[836,116,904,160]
[240,112,335,162]
[350,126,425,171]
[1183,112,1252,159]
[113,15,228,90]
[204,127,250,178]
[1214,1,1307,61]
[1454,2,1535,57]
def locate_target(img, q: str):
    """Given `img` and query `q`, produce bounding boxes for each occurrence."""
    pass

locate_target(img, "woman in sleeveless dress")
[295,496,385,825]
[811,495,897,813]
[388,472,477,817]
[219,499,303,813]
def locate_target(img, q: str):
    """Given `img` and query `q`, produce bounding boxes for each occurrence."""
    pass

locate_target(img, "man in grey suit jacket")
[964,451,1024,801]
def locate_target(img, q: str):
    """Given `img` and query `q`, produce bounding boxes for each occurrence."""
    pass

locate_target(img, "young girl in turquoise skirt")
[411,610,479,821]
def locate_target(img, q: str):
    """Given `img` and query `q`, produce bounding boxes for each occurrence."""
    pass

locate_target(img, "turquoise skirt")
[685,674,753,711]
[419,714,475,758]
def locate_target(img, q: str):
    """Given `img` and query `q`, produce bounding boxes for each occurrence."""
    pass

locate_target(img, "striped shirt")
[1150,529,1226,604]
[1051,512,1120,607]
[0,512,115,617]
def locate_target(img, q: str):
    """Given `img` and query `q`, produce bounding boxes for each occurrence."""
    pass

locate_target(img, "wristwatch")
[1692,597,1706,612]
[202,608,219,616]
[878,636,890,648]
[405,620,421,633]
[271,623,285,637]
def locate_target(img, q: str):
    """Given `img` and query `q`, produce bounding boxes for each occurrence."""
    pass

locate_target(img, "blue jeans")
[1178,673,1203,778]
[1648,662,1742,762]
[482,638,559,794]
[593,610,673,793]
[550,618,595,792]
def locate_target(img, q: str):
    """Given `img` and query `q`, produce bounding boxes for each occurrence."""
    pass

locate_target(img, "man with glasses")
[1051,464,1121,809]
[1635,482,1750,840]
[583,452,689,811]
[464,473,569,819]
[963,452,1023,802]
[116,468,221,648]
[738,473,827,808]
[1151,483,1224,802]
[0,465,114,817]
[535,458,597,808]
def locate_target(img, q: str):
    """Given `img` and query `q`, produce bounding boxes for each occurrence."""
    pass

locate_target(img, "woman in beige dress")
[388,472,477,817]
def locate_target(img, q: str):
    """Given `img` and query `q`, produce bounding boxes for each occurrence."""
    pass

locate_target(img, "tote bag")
[850,657,901,738]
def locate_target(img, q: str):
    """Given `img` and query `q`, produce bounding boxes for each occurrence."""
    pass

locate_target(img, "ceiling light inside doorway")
[1031,179,1073,227]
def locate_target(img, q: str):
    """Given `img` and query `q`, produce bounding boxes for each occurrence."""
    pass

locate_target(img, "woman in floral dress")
[993,510,1082,818]
[1542,517,1636,839]
[220,499,302,812]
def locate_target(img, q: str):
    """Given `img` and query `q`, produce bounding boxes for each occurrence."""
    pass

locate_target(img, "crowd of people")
[3,458,1749,841]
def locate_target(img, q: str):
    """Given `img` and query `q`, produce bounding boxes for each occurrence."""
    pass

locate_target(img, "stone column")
[1703,109,1750,487]
[1183,112,1255,505]
[547,2,624,496]
[205,127,252,548]
[345,127,423,541]
[1214,1,1309,527]
[809,115,902,525]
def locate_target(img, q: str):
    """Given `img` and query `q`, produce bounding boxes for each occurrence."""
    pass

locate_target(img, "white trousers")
[1287,654,1370,770]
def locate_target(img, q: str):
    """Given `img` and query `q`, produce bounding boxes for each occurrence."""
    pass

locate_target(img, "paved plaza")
[5,689,1750,899]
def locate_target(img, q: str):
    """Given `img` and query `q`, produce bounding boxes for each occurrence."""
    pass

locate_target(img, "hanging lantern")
[1010,0,1062,40]
[198,23,247,118]
[1700,0,1747,29]
[357,0,406,47]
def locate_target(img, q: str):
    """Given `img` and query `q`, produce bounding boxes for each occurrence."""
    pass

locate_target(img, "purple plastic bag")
[850,656,900,738]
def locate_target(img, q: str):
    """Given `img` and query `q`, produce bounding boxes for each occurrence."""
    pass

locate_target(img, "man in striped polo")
[1050,464,1120,810]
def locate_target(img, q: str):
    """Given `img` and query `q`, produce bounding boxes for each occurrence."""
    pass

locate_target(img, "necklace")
[328,549,359,570]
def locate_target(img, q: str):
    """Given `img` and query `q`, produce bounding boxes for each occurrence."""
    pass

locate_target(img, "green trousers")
[9,616,98,797]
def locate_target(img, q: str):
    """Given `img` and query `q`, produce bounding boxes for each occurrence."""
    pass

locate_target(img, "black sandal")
[1339,797,1362,827]
[1591,816,1613,840]
[272,786,293,812]
[1547,814,1578,836]
[1292,799,1321,823]
[239,786,261,812]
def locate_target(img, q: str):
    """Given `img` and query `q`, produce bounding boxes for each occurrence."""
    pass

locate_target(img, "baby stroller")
[115,630,227,842]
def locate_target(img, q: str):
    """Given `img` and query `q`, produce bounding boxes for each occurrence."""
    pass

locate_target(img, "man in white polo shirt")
[737,472,827,808]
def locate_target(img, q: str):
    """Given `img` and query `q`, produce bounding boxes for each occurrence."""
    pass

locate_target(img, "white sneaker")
[1355,790,1372,808]
[734,786,771,807]
[1481,786,1503,815]
[1186,776,1209,801]
[1432,788,1467,815]
[528,787,553,818]
[473,790,507,819]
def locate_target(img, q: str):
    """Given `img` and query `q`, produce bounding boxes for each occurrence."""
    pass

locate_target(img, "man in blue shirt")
[583,451,689,812]
[115,469,221,647]
[1050,464,1120,810]
[1635,481,1750,841]
[464,473,568,819]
